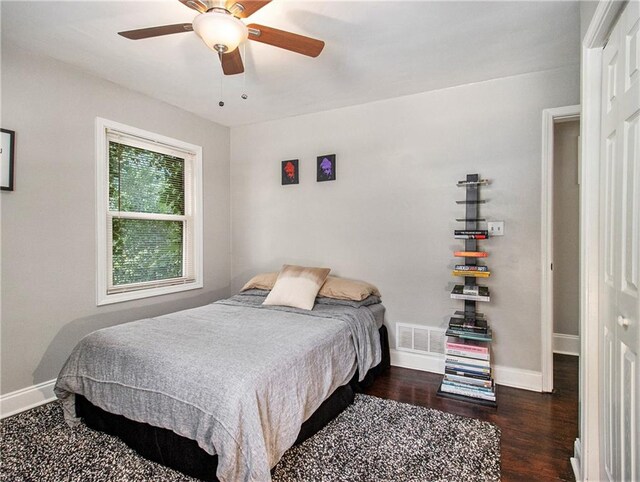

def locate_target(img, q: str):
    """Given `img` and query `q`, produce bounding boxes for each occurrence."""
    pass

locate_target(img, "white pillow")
[263,265,331,310]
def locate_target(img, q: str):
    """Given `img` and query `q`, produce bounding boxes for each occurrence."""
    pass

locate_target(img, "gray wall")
[0,43,231,394]
[230,66,580,373]
[580,1,600,41]
[553,120,580,336]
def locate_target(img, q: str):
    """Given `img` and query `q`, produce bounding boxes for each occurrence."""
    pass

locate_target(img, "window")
[96,118,203,305]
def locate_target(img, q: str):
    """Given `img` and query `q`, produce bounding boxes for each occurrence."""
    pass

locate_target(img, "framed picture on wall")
[282,159,299,185]
[317,154,336,182]
[1,129,15,191]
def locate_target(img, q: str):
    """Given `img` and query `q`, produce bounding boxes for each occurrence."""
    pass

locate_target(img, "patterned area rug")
[1,394,500,481]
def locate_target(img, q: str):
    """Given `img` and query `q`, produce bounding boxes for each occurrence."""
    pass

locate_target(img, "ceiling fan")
[118,0,325,75]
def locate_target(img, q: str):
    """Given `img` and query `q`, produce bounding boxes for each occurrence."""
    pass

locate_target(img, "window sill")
[97,280,203,306]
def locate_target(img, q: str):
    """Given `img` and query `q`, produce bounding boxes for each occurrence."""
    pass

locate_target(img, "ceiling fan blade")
[118,23,193,40]
[247,24,324,57]
[226,1,271,18]
[178,0,208,13]
[219,49,245,75]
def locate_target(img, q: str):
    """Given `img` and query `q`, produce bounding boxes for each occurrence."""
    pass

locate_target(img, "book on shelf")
[442,379,495,395]
[452,270,491,278]
[446,336,489,352]
[446,329,492,342]
[446,365,491,379]
[448,319,489,328]
[440,380,496,402]
[447,325,490,336]
[446,356,492,368]
[445,367,492,380]
[440,388,496,402]
[449,317,488,330]
[463,285,479,295]
[445,354,491,368]
[445,373,492,387]
[444,373,493,388]
[445,365,491,378]
[440,387,495,402]
[446,347,490,361]
[451,284,490,301]
[454,234,488,239]
[454,230,489,236]
[454,251,489,258]
[454,265,489,272]
[456,179,489,187]
[453,310,486,319]
[445,362,492,377]
[448,325,488,336]
[447,326,489,337]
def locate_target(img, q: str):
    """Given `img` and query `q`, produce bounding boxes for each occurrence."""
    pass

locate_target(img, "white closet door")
[599,2,640,481]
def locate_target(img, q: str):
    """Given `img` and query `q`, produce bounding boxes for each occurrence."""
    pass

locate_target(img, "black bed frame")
[76,325,391,482]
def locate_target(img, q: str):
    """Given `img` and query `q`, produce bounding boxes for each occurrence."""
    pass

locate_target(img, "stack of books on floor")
[440,333,496,403]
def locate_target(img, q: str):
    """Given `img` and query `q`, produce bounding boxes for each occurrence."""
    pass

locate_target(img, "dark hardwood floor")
[364,354,579,481]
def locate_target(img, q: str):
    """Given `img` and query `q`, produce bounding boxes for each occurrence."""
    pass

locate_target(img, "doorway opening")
[541,106,580,393]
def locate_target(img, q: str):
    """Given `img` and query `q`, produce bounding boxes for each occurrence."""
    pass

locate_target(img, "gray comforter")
[54,293,381,482]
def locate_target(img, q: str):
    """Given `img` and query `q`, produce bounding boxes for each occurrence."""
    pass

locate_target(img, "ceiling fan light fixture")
[193,9,248,53]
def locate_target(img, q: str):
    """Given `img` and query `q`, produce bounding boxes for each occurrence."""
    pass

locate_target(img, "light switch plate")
[488,221,504,236]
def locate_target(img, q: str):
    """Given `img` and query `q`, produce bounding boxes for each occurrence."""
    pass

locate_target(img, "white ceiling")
[2,1,580,127]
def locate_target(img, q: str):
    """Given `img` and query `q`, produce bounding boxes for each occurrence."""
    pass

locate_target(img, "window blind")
[106,129,196,294]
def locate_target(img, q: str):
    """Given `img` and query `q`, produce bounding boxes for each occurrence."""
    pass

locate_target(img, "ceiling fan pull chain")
[241,43,248,100]
[219,70,225,107]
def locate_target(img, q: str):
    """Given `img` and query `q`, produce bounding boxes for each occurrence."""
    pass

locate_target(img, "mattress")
[76,324,391,482]
[56,293,382,482]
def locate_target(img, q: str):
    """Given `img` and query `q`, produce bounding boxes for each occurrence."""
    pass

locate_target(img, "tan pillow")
[319,276,381,301]
[242,272,381,302]
[262,265,331,310]
[241,272,278,292]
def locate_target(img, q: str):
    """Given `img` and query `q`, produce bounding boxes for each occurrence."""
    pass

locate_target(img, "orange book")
[454,251,488,258]
[452,270,491,278]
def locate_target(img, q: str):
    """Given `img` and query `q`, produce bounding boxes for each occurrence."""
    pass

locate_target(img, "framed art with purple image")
[317,154,336,182]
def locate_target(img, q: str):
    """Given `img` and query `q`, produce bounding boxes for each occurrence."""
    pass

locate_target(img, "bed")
[55,288,390,482]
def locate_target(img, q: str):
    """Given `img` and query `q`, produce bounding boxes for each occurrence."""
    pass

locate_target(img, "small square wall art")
[282,159,299,185]
[317,154,336,182]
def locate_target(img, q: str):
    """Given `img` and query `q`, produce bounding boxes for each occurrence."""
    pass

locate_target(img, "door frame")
[577,1,627,480]
[541,105,581,394]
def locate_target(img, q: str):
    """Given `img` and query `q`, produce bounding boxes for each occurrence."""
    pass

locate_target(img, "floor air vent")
[396,323,445,356]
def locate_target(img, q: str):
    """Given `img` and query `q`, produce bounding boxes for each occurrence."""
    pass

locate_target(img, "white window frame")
[96,117,203,305]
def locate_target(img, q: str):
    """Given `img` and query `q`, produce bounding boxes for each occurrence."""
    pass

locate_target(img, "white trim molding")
[0,379,56,419]
[571,438,583,482]
[492,365,542,392]
[391,348,445,374]
[577,2,628,480]
[95,117,204,306]
[540,104,580,393]
[553,333,580,356]
[390,349,543,392]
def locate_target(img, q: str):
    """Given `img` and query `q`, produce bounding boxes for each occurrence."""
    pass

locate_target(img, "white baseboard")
[553,333,580,356]
[390,348,445,374]
[390,349,543,392]
[570,438,583,481]
[0,379,57,419]
[492,364,543,392]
